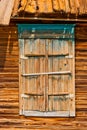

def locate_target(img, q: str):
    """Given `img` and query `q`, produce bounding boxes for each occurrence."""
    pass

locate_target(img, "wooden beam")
[11,17,87,23]
[23,111,70,117]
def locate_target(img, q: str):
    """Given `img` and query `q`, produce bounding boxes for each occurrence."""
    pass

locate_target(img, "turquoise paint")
[17,24,75,39]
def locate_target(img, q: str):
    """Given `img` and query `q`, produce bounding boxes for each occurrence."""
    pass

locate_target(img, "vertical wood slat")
[40,57,45,111]
[58,0,65,11]
[79,0,86,14]
[32,40,40,110]
[37,0,45,13]
[12,0,20,16]
[69,0,76,14]
[18,0,36,13]
[34,57,39,111]
[37,0,53,13]
[85,0,87,13]
[45,0,53,12]
[29,57,34,111]
[52,40,58,111]
[52,0,60,11]
[45,40,49,111]
[39,39,46,55]
[24,51,31,111]
[25,0,36,13]
[60,40,69,111]
[65,0,70,13]
[69,39,75,116]
[24,39,46,56]
[35,40,40,111]
[69,0,79,14]
[24,59,29,111]
[52,56,58,111]
[19,39,24,115]
[24,59,29,94]
[48,40,53,111]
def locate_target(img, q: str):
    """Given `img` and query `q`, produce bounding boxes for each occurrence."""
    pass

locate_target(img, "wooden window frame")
[18,24,75,117]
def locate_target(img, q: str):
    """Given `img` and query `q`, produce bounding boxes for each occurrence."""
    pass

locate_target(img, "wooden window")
[18,24,75,117]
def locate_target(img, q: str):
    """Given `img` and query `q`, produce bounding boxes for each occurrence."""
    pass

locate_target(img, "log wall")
[0,23,87,129]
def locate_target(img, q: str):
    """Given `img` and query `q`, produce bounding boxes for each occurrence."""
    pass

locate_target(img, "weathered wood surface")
[0,0,15,25]
[19,31,75,117]
[0,23,87,129]
[14,0,87,16]
[12,0,20,17]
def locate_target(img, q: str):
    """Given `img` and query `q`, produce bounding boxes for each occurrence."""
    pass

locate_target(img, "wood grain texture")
[0,23,87,129]
[19,35,75,116]
[17,0,87,15]
[12,0,20,16]
[0,0,15,25]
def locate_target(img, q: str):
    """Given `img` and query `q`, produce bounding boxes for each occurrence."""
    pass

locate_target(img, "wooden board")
[12,0,20,16]
[0,0,15,25]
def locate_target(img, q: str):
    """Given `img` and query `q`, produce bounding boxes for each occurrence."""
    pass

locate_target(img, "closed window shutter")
[18,24,75,117]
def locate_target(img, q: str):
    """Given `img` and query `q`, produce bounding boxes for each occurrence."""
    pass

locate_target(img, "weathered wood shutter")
[18,24,75,117]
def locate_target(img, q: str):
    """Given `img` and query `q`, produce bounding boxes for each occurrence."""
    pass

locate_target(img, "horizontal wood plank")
[23,111,70,117]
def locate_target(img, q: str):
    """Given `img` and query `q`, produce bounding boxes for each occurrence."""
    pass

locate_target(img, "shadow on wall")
[0,25,19,71]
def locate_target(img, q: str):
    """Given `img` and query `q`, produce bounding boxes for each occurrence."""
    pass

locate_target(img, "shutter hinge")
[21,94,28,98]
[65,55,73,59]
[66,94,74,98]
[20,56,28,59]
[69,94,74,98]
[19,110,23,115]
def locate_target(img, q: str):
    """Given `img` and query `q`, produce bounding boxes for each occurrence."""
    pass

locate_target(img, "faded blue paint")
[17,24,75,39]
[17,24,75,32]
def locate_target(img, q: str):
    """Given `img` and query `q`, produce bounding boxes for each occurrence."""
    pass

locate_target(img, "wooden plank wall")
[0,23,87,129]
